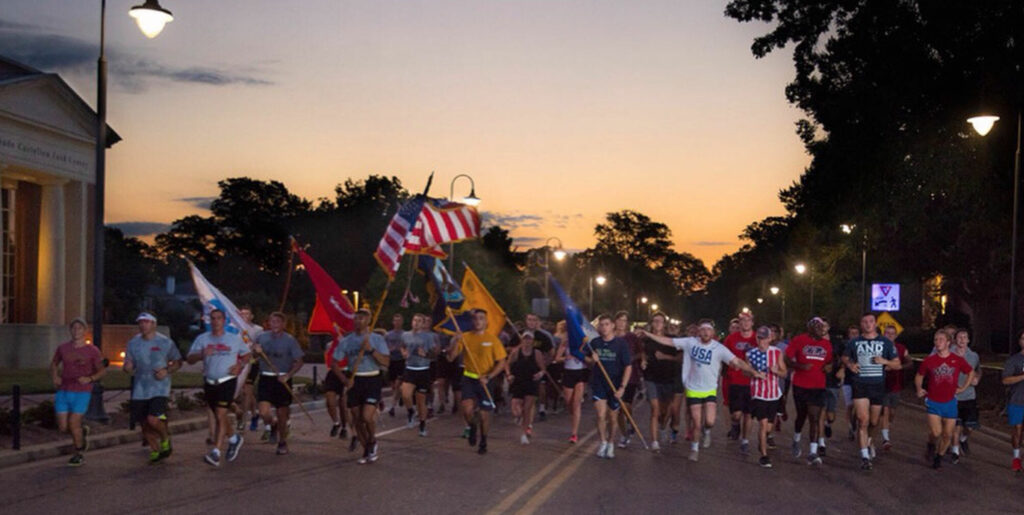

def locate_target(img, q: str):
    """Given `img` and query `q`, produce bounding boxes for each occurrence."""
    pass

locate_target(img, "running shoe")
[597,442,609,458]
[701,431,712,449]
[159,438,172,459]
[357,449,370,465]
[1013,457,1022,472]
[261,429,271,443]
[249,414,260,432]
[407,409,415,426]
[149,450,163,464]
[339,427,348,439]
[651,441,661,453]
[688,449,699,462]
[792,440,802,458]
[932,455,942,469]
[766,435,776,450]
[348,436,358,452]
[618,435,629,449]
[670,429,679,444]
[468,423,478,447]
[477,442,487,455]
[951,452,960,465]
[819,445,827,457]
[226,435,244,462]
[569,434,578,444]
[860,458,873,470]
[204,450,221,467]
[606,444,615,459]
[330,423,340,437]
[882,439,892,452]
[419,427,428,437]
[960,439,970,455]
[369,442,379,462]
[520,434,530,445]
[525,426,533,437]
[82,425,91,452]
[759,456,772,468]
[268,431,278,445]
[236,417,245,432]
[538,411,547,422]
[869,445,876,459]
[739,441,750,455]
[727,424,739,441]
[388,406,396,417]
[68,453,84,467]
[824,423,833,439]
[807,453,822,466]
[461,426,471,439]
[276,443,289,455]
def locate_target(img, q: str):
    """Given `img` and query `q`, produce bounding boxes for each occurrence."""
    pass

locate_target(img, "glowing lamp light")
[460,188,481,207]
[120,351,126,358]
[770,286,780,295]
[967,115,1000,137]
[641,297,648,304]
[595,275,607,285]
[741,307,751,314]
[757,297,764,304]
[130,0,174,39]
[795,263,807,275]
[840,224,854,234]
[553,249,567,261]
[650,304,659,311]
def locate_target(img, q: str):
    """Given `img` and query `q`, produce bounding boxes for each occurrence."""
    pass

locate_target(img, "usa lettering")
[691,347,714,365]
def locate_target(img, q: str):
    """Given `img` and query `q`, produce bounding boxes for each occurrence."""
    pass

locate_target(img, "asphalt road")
[2,394,1021,514]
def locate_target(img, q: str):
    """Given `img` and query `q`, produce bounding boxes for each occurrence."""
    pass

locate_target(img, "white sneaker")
[606,444,615,459]
[520,434,530,445]
[688,449,699,462]
[597,441,609,458]
[651,441,661,453]
[701,431,712,449]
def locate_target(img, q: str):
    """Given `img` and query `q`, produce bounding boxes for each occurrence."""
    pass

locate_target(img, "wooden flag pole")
[446,306,495,407]
[277,239,297,313]
[254,348,315,426]
[584,340,649,450]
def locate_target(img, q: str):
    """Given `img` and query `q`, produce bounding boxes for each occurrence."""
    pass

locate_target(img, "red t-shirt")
[917,352,973,403]
[884,343,909,392]
[52,340,104,392]
[723,332,757,386]
[785,333,833,389]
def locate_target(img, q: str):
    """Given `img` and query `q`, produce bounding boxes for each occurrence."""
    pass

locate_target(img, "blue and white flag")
[188,261,259,345]
[548,276,598,361]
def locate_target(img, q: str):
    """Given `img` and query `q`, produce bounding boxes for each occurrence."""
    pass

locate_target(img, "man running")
[841,312,900,470]
[1001,330,1024,472]
[554,320,588,443]
[505,331,546,444]
[880,324,911,451]
[324,332,349,439]
[950,328,981,460]
[186,309,250,467]
[332,309,390,464]
[253,312,304,455]
[124,312,182,464]
[525,313,557,420]
[748,326,788,468]
[915,329,974,469]
[449,309,507,455]
[639,319,763,462]
[614,311,643,448]
[842,324,860,441]
[237,306,263,433]
[385,313,406,417]
[586,314,632,459]
[785,317,833,465]
[640,312,678,452]
[723,311,757,453]
[50,318,106,466]
[823,327,845,452]
[400,313,441,436]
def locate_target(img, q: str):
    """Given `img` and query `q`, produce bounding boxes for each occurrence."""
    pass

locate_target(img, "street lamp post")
[969,113,1022,346]
[795,263,814,314]
[447,174,481,272]
[770,286,786,331]
[636,296,648,320]
[842,224,869,312]
[542,237,565,299]
[589,274,606,317]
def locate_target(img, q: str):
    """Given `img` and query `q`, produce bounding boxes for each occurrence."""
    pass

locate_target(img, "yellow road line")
[514,436,597,515]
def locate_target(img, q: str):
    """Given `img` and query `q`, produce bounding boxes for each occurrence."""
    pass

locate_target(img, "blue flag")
[548,276,598,361]
[417,255,474,334]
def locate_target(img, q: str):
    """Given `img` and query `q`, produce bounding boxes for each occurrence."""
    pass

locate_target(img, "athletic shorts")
[402,368,434,394]
[204,378,238,410]
[925,398,958,419]
[547,362,564,384]
[622,383,638,404]
[957,399,980,429]
[258,375,293,408]
[452,366,465,392]
[824,388,840,413]
[644,381,675,402]
[851,382,886,405]
[561,368,589,388]
[685,388,717,406]
[388,359,406,383]
[510,379,539,399]
[750,398,780,421]
[323,370,346,395]
[1007,404,1024,426]
[792,386,826,407]
[460,375,495,411]
[673,373,684,395]
[130,396,169,422]
[728,384,751,414]
[590,379,621,411]
[347,374,383,407]
[245,361,260,385]
[437,356,458,380]
[841,384,854,407]
[54,390,91,415]
[881,390,901,407]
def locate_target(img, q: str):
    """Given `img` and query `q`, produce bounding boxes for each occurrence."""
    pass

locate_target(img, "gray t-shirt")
[955,348,981,401]
[255,330,303,375]
[1002,353,1024,406]
[126,333,181,400]
[385,329,405,360]
[845,336,897,385]
[189,331,249,382]
[334,332,389,375]
[671,337,736,393]
[404,331,440,370]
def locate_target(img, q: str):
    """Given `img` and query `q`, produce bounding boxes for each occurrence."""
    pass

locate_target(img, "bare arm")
[914,372,926,397]
[955,370,975,395]
[636,330,676,348]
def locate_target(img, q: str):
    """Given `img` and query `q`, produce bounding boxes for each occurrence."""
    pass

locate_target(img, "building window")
[1,186,13,323]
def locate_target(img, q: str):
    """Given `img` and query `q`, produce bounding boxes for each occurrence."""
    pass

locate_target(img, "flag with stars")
[747,346,782,400]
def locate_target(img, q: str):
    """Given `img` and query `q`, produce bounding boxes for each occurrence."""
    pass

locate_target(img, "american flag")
[374,196,481,278]
[747,347,782,400]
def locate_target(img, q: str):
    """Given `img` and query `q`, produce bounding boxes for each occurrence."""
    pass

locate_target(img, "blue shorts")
[55,390,92,415]
[1008,404,1024,426]
[590,379,621,411]
[925,398,958,419]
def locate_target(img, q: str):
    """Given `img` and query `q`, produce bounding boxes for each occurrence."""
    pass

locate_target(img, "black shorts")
[686,395,717,406]
[204,378,238,410]
[347,374,384,407]
[460,375,495,411]
[560,368,589,388]
[673,372,684,395]
[402,368,434,394]
[245,361,260,385]
[622,383,638,404]
[645,381,676,402]
[851,382,886,406]
[324,369,346,395]
[546,363,563,383]
[750,399,780,421]
[792,386,826,407]
[510,379,539,399]
[452,366,465,391]
[437,356,458,381]
[590,379,621,411]
[258,375,293,408]
[957,399,980,428]
[388,359,406,383]
[728,384,751,413]
[130,396,169,422]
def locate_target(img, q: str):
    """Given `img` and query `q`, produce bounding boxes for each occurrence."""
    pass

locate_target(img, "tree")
[104,228,159,323]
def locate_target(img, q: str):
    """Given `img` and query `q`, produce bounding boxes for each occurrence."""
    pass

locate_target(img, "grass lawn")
[0,368,314,395]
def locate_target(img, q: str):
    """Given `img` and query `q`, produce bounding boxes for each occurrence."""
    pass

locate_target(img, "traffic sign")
[875,312,903,337]
[871,283,900,311]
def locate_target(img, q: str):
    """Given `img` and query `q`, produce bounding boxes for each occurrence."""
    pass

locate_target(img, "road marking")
[485,429,597,515]
[514,436,596,515]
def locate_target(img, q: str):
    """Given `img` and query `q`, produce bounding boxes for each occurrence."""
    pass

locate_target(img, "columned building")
[0,56,119,367]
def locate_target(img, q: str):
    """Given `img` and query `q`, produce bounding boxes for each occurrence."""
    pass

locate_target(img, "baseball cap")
[756,326,772,339]
[136,312,157,323]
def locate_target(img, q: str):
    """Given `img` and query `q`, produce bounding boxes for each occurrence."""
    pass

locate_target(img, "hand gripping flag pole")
[582,337,648,450]
[253,347,315,426]
[446,306,495,407]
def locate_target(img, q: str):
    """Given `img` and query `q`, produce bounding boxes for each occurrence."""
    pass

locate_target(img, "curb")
[898,399,1011,443]
[0,399,325,469]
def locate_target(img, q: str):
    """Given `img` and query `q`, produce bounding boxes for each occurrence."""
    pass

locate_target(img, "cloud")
[109,221,170,237]
[480,211,544,230]
[177,196,216,209]
[691,240,734,246]
[0,19,273,92]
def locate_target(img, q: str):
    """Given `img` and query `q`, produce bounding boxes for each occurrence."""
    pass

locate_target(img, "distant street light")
[968,115,1000,137]
[769,286,780,295]
[794,263,807,275]
[448,174,480,270]
[770,286,786,330]
[794,263,814,314]
[756,297,764,304]
[841,223,869,311]
[595,275,607,286]
[542,237,565,298]
[130,0,174,38]
[589,274,607,316]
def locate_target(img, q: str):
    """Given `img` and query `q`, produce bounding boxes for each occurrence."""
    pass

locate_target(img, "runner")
[723,311,757,453]
[640,312,678,452]
[554,320,588,443]
[1000,330,1024,472]
[50,318,106,466]
[525,313,557,420]
[880,324,911,451]
[323,331,349,439]
[586,314,632,459]
[124,312,182,464]
[785,317,833,465]
[332,309,389,464]
[237,306,263,432]
[614,311,643,448]
[186,309,250,467]
[400,313,440,436]
[435,332,462,416]
[666,321,686,445]
[638,319,763,462]
[385,313,406,417]
[747,326,788,468]
[842,324,860,441]
[770,323,790,436]
[253,312,304,455]
[950,328,981,460]
[823,327,846,452]
[449,309,508,455]
[841,312,901,470]
[915,329,974,469]
[505,331,546,444]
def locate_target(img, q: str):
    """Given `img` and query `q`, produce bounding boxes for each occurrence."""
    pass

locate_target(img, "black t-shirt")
[643,338,678,384]
[532,329,555,354]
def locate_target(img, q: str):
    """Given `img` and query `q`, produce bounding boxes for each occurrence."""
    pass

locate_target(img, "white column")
[37,180,66,324]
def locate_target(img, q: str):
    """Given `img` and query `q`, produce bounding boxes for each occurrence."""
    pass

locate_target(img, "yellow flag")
[461,266,506,334]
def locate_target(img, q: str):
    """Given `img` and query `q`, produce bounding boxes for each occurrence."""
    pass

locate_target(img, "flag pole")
[253,348,316,426]
[446,306,495,407]
[584,340,649,450]
[278,238,297,313]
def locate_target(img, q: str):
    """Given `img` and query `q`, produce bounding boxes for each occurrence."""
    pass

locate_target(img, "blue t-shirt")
[588,336,632,385]
[404,331,440,370]
[845,335,897,384]
[189,331,249,382]
[126,332,181,400]
[334,332,389,375]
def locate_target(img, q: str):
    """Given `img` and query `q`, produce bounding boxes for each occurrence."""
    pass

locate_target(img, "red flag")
[294,241,354,334]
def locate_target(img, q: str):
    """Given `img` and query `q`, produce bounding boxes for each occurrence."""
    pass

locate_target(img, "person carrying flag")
[332,309,390,464]
[252,312,304,455]
[124,312,182,464]
[448,309,507,455]
[748,326,788,468]
[916,328,975,469]
[586,314,633,459]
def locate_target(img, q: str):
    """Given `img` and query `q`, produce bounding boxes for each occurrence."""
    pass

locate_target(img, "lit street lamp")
[794,263,814,314]
[770,286,786,331]
[542,237,565,298]
[841,223,869,312]
[448,174,480,271]
[589,274,606,317]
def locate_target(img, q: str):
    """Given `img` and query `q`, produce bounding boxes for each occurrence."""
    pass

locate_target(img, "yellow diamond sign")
[876,312,903,337]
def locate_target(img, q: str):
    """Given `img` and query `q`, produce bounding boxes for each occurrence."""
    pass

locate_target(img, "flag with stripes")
[405,198,481,255]
[374,196,427,279]
[747,346,782,400]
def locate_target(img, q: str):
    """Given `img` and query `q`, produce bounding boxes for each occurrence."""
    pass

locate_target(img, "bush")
[172,391,205,411]
[0,407,11,435]
[22,400,57,429]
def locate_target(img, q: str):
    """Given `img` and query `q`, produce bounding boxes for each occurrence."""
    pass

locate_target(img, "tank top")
[510,348,540,380]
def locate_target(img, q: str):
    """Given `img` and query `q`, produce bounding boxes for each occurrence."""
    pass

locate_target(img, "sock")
[810,442,818,454]
[793,433,802,442]
[860,447,870,459]
[960,434,968,443]
[479,435,487,446]
[741,438,749,445]
[881,429,890,441]
[690,441,699,451]
[419,420,426,431]
[539,404,546,412]
[818,437,826,447]
[212,448,221,456]
[229,434,239,444]
[703,428,711,436]
[1014,448,1021,458]
[952,445,960,455]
